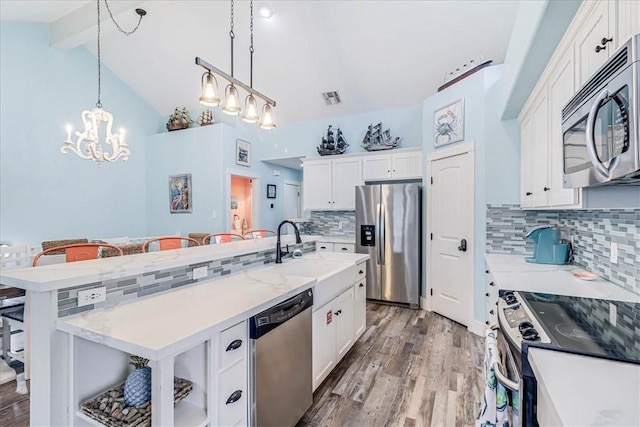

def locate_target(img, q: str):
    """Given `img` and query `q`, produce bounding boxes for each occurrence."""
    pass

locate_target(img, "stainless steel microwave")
[562,34,640,188]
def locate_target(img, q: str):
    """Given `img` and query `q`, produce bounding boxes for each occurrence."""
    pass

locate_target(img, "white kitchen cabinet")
[303,157,362,211]
[316,242,334,252]
[353,279,366,340]
[574,0,616,87]
[312,306,337,391]
[335,287,354,360]
[216,321,248,427]
[334,243,355,253]
[520,93,549,208]
[361,148,422,181]
[616,1,640,47]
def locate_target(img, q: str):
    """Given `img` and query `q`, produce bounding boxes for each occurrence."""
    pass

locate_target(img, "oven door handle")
[492,360,520,392]
[586,88,620,180]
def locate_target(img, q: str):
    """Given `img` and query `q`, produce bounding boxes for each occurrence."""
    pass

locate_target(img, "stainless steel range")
[496,290,640,427]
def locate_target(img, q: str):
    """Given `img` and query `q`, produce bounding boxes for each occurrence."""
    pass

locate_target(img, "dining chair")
[203,233,245,244]
[243,229,277,239]
[32,243,124,266]
[141,237,201,252]
[188,233,209,247]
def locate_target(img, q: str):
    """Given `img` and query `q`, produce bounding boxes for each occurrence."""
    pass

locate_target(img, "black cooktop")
[520,292,640,364]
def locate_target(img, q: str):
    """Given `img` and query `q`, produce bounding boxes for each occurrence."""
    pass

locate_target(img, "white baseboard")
[420,296,429,311]
[469,320,487,337]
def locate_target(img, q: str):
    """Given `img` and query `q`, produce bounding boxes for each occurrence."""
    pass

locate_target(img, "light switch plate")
[610,242,618,264]
[193,266,208,280]
[609,303,617,326]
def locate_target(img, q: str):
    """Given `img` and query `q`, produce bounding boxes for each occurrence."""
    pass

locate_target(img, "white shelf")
[75,401,208,427]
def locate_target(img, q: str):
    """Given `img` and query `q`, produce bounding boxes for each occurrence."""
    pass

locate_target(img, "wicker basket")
[79,377,192,427]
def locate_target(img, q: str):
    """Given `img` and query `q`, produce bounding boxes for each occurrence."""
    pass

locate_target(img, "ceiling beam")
[50,1,144,51]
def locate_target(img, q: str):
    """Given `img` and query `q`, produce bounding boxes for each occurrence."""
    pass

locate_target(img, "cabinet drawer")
[219,321,246,371]
[335,243,354,253]
[218,360,247,426]
[317,243,334,252]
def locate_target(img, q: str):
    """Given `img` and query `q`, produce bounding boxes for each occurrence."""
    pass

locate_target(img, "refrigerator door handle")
[379,203,385,265]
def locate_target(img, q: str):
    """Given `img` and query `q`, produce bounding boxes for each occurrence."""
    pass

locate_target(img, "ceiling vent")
[322,91,341,105]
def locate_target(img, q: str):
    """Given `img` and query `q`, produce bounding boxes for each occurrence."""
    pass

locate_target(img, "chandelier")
[196,0,276,130]
[62,0,146,166]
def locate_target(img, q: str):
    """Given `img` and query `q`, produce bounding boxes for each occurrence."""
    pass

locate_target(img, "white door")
[331,158,362,210]
[283,181,301,219]
[302,159,332,210]
[428,148,474,327]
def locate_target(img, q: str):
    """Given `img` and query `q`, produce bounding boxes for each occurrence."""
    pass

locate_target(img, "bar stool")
[203,233,245,244]
[243,229,276,239]
[141,237,201,252]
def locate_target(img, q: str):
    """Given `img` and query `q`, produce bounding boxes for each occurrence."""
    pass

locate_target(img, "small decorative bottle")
[242,218,248,234]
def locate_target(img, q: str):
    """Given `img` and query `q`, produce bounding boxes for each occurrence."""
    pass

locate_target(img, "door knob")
[458,239,467,252]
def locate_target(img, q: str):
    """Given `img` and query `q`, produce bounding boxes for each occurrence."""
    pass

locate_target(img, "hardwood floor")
[298,303,485,427]
[0,304,485,427]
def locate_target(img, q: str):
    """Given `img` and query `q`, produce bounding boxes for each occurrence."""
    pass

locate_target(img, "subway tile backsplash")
[486,204,640,295]
[56,241,316,317]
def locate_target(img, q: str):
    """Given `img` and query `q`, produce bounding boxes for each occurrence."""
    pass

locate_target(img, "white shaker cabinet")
[616,1,640,47]
[353,278,366,340]
[334,287,354,360]
[574,0,616,87]
[361,148,422,181]
[520,93,549,208]
[303,157,362,211]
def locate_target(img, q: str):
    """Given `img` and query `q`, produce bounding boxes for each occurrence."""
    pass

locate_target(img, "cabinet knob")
[544,187,550,192]
[489,282,495,287]
[595,45,606,53]
[525,192,532,196]
[485,321,490,325]
[359,270,364,274]
[486,292,490,297]
[335,309,342,315]
[485,269,489,274]
[600,37,613,46]
[225,339,243,352]
[489,310,495,315]
[226,390,243,405]
[359,283,364,288]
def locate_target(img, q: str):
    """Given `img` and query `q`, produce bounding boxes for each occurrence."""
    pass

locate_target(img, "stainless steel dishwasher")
[249,288,313,427]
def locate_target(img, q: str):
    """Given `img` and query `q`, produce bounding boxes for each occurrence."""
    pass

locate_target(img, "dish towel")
[476,329,511,427]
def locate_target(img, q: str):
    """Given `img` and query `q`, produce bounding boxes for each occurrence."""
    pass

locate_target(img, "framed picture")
[169,174,192,213]
[267,184,277,199]
[236,139,251,167]
[230,196,238,210]
[434,98,464,147]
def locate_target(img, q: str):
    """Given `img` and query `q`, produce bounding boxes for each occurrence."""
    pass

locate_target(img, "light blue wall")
[0,23,161,245]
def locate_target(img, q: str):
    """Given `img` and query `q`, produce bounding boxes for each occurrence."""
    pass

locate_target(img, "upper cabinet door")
[520,114,535,209]
[530,93,550,208]
[362,155,391,181]
[391,151,422,179]
[303,159,332,211]
[332,158,362,210]
[547,50,580,207]
[616,0,640,48]
[574,0,615,87]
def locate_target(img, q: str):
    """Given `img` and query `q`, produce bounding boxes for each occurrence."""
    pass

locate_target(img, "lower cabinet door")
[312,304,336,391]
[353,280,366,340]
[335,287,354,359]
[218,360,247,426]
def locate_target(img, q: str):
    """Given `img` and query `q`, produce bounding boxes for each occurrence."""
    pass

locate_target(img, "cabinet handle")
[335,309,342,315]
[600,37,613,46]
[341,247,348,251]
[543,187,550,192]
[359,283,364,288]
[320,246,327,249]
[485,269,489,274]
[595,45,606,53]
[225,339,242,352]
[525,192,532,196]
[226,390,243,405]
[359,270,364,274]
[489,282,495,287]
[489,310,495,315]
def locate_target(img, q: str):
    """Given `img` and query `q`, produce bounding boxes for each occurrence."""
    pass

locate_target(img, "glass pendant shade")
[259,103,276,130]
[242,94,260,123]
[199,72,220,107]
[222,84,242,115]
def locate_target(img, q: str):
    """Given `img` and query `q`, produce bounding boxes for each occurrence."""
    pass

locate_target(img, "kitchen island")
[485,253,640,426]
[0,236,368,426]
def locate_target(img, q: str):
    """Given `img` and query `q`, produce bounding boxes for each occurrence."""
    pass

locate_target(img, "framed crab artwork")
[433,98,464,147]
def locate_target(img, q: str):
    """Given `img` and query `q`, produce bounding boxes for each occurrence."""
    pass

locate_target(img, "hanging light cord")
[104,0,145,35]
[249,0,254,88]
[96,0,102,108]
[230,0,235,77]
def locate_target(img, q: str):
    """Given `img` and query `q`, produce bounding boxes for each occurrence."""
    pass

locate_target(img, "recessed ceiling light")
[260,6,273,18]
[322,91,341,105]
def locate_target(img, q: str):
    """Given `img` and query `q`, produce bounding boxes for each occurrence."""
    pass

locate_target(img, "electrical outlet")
[609,303,617,326]
[338,221,343,230]
[193,266,208,280]
[78,287,106,307]
[610,242,618,264]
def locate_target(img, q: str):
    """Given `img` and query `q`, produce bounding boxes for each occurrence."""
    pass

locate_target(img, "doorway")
[426,141,475,327]
[227,169,261,234]
[281,180,301,235]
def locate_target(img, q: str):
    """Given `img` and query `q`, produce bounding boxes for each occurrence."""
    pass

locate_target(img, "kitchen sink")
[266,258,355,308]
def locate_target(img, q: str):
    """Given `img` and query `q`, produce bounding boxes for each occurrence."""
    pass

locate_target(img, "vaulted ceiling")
[1,0,520,125]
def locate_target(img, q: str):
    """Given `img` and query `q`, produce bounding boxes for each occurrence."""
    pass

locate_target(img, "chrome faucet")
[276,220,302,263]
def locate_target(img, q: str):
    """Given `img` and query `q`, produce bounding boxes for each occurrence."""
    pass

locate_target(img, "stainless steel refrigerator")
[356,183,421,308]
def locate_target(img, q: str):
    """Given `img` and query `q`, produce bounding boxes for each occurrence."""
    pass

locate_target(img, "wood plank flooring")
[0,303,485,427]
[298,303,485,427]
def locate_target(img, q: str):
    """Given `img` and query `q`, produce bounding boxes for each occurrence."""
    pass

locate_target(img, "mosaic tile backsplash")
[486,204,640,295]
[57,241,316,318]
[300,211,356,236]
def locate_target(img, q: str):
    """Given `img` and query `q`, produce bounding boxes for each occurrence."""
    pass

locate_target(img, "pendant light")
[222,0,242,116]
[242,1,260,123]
[259,103,276,130]
[199,72,220,106]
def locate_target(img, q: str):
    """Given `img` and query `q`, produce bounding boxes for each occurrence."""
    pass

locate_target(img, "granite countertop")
[0,235,323,292]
